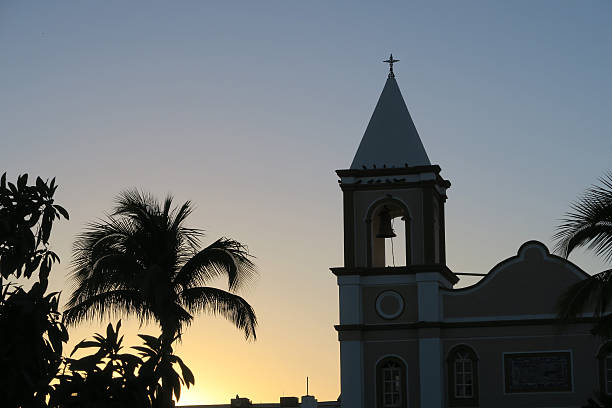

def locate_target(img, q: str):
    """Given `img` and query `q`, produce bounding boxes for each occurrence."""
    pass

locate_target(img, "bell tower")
[333,56,457,408]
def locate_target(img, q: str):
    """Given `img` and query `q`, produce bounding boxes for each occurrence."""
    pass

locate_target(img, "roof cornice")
[336,164,441,178]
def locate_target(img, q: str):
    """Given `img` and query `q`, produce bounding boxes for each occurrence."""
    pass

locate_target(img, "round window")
[375,291,404,320]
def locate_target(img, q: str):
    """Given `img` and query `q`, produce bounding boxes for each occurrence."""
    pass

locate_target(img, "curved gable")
[443,241,589,320]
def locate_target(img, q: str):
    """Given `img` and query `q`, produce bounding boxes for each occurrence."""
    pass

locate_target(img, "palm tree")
[64,190,257,342]
[554,173,612,337]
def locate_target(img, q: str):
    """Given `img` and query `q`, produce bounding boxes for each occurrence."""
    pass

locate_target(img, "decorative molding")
[337,274,417,285]
[375,291,405,320]
[338,179,450,192]
[336,165,442,177]
[330,264,459,284]
[503,351,573,394]
[442,241,590,295]
[334,317,597,332]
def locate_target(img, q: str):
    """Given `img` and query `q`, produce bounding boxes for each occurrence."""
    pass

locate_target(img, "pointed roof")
[350,76,431,169]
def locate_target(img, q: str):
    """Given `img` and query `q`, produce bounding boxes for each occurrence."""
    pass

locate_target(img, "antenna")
[306,376,309,396]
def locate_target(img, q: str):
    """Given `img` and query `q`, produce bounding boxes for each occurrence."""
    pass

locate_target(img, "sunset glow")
[2,1,611,405]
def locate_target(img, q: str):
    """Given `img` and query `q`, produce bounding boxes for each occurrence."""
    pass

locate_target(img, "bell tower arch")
[340,168,450,269]
[365,196,412,267]
[333,56,457,408]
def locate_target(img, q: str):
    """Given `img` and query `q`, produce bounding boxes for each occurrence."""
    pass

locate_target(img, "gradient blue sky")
[2,1,611,404]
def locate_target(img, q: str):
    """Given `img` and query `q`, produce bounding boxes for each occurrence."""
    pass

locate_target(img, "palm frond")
[554,173,612,261]
[174,238,256,291]
[71,217,141,275]
[67,258,145,310]
[113,190,160,233]
[162,194,174,221]
[170,201,194,233]
[180,286,257,340]
[170,201,202,254]
[63,289,151,326]
[557,269,612,321]
[590,313,612,338]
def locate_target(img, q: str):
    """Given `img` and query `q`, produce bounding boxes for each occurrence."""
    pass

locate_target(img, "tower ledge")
[330,264,459,284]
[336,165,450,195]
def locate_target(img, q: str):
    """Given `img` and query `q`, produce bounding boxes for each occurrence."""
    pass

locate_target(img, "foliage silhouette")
[0,173,68,282]
[0,173,69,407]
[554,173,612,262]
[64,190,258,342]
[1,177,221,407]
[0,282,68,407]
[50,321,148,408]
[555,173,612,337]
[51,320,193,408]
[134,331,195,406]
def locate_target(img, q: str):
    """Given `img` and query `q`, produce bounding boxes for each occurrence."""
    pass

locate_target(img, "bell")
[376,207,396,238]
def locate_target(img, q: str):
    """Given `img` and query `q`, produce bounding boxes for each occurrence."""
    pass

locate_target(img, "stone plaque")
[504,352,572,393]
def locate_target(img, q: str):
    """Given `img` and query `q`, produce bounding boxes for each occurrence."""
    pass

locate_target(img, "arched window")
[447,345,478,407]
[598,342,612,397]
[377,357,407,408]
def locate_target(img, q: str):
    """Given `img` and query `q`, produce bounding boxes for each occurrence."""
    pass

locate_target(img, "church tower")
[333,56,457,408]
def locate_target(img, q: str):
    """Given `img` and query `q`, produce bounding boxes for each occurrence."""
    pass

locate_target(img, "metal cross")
[383,53,399,78]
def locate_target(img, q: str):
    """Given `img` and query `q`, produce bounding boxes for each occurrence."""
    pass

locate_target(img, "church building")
[190,57,608,408]
[332,56,606,408]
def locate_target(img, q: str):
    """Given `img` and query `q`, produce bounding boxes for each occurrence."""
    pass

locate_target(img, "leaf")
[70,340,102,356]
[60,323,69,342]
[40,206,54,244]
[36,176,45,190]
[39,256,51,280]
[176,357,195,387]
[106,322,117,345]
[54,204,69,220]
[70,354,101,372]
[17,174,28,190]
[137,334,159,347]
[131,346,154,357]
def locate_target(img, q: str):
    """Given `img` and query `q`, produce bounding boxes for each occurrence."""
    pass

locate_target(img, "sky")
[2,1,612,405]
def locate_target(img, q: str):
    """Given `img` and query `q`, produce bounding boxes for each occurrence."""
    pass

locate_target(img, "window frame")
[447,345,479,407]
[598,342,612,400]
[376,357,407,408]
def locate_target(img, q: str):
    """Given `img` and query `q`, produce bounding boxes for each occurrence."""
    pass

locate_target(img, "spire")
[350,57,431,170]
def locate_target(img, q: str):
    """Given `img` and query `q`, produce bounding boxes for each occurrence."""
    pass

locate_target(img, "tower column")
[418,332,443,408]
[416,272,448,408]
[338,275,363,408]
[339,340,364,408]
